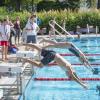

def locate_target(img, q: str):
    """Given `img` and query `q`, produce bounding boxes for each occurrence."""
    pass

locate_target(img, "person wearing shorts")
[26,35,36,43]
[39,38,94,72]
[41,49,56,65]
[25,14,39,44]
[0,19,10,61]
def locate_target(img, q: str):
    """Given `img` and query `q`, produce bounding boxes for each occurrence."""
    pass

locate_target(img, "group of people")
[0,16,21,61]
[0,13,40,61]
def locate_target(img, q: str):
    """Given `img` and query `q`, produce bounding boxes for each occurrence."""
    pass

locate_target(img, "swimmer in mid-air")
[18,43,88,89]
[40,38,94,72]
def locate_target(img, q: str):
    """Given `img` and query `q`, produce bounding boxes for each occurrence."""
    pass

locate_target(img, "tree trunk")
[32,0,34,11]
[0,0,4,6]
[91,0,97,8]
[16,0,21,11]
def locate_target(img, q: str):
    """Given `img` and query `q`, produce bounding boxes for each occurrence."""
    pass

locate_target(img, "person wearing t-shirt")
[0,19,10,61]
[25,15,40,44]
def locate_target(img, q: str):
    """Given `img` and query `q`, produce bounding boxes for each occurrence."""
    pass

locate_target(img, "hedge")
[37,9,100,31]
[0,7,100,32]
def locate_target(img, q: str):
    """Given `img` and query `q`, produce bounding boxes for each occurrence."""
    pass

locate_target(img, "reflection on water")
[20,37,100,100]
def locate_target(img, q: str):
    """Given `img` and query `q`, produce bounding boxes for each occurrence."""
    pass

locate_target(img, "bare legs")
[67,71,88,89]
[15,36,20,45]
[2,45,8,61]
[18,57,43,68]
[55,54,88,89]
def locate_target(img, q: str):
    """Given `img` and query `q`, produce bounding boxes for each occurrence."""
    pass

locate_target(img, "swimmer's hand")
[82,83,88,89]
[70,43,94,72]
[79,54,94,73]
[71,72,88,89]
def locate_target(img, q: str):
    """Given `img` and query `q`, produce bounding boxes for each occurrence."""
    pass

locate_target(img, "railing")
[49,20,74,39]
[0,62,33,99]
[0,73,22,99]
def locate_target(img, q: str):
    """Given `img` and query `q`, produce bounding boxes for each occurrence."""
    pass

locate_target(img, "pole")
[32,0,34,12]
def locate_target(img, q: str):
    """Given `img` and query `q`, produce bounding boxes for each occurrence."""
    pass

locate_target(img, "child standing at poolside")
[0,19,10,61]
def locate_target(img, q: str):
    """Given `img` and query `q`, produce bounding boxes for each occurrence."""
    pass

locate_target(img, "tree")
[4,0,43,12]
[80,0,97,9]
[4,0,23,11]
[90,0,97,8]
[31,0,42,12]
[0,0,4,6]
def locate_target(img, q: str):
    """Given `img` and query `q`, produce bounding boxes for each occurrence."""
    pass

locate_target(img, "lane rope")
[34,78,100,81]
[60,53,100,56]
[48,63,100,66]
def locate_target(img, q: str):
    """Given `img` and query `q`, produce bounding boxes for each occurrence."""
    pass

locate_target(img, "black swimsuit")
[41,49,56,65]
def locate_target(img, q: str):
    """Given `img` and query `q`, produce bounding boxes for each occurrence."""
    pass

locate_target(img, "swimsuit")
[41,49,56,65]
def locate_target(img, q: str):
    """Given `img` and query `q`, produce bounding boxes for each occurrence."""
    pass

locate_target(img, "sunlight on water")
[20,37,100,100]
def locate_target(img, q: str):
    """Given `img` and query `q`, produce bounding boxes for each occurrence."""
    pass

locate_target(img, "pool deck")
[0,34,100,99]
[37,34,100,38]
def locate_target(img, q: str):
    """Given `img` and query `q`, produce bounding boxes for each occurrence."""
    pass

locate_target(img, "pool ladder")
[1,74,22,100]
[23,64,33,76]
[49,19,74,39]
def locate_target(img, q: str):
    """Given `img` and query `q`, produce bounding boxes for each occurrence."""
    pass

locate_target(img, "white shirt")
[0,24,10,41]
[25,21,39,35]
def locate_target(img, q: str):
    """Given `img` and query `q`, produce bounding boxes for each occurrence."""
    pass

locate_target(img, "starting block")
[16,51,35,59]
[0,63,22,73]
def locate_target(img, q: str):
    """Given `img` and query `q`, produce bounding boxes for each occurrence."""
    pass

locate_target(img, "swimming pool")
[20,37,100,100]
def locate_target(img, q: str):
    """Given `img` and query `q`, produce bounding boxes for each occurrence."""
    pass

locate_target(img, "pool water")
[20,37,100,100]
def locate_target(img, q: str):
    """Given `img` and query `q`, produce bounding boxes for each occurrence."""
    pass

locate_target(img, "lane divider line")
[60,53,100,56]
[34,78,100,81]
[48,63,100,66]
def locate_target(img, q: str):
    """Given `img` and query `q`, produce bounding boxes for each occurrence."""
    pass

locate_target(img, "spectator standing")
[6,16,16,45]
[14,17,21,45]
[25,14,40,44]
[0,19,10,61]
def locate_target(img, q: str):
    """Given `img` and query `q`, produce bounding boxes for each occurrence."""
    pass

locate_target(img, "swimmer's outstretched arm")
[69,43,94,72]
[40,38,71,47]
[39,38,57,44]
[43,42,71,49]
[40,38,79,49]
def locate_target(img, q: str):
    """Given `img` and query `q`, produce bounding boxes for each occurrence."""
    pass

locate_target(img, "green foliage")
[0,7,29,28]
[37,0,80,12]
[0,7,100,31]
[37,9,100,31]
[2,0,44,12]
[37,1,55,11]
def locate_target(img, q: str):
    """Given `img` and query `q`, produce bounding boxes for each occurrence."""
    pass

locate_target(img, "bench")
[76,25,99,34]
